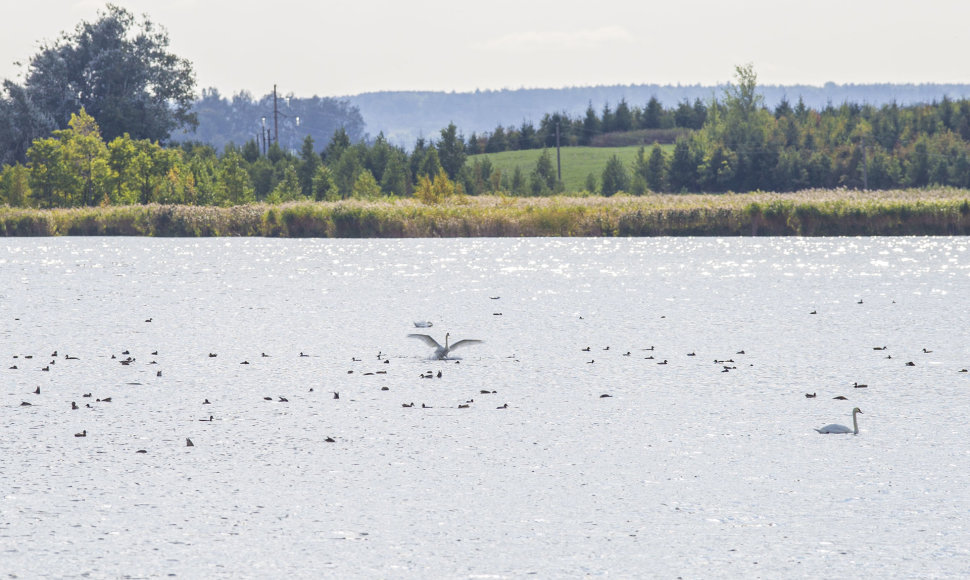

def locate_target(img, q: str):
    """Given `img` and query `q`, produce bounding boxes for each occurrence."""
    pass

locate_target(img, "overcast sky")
[3,0,969,99]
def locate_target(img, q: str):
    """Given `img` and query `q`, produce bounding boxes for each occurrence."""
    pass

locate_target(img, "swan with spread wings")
[408,332,483,360]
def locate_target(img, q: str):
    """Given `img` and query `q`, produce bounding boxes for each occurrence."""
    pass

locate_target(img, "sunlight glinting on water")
[2,236,970,578]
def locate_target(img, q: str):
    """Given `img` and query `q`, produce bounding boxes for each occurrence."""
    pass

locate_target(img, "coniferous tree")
[312,164,337,201]
[437,123,466,180]
[906,138,931,187]
[380,151,409,196]
[333,145,365,197]
[485,126,508,153]
[674,100,696,129]
[266,164,302,203]
[409,137,427,178]
[248,157,275,200]
[351,169,381,199]
[297,135,319,197]
[530,149,557,195]
[643,97,664,129]
[518,121,539,150]
[614,99,633,132]
[419,145,443,178]
[240,140,260,163]
[601,103,615,134]
[214,150,254,206]
[510,165,526,195]
[631,146,649,195]
[366,133,392,184]
[323,127,351,164]
[581,102,600,145]
[666,138,696,192]
[691,98,709,129]
[600,154,629,196]
[645,144,667,192]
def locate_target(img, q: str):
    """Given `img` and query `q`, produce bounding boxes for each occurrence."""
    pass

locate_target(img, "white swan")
[815,407,863,434]
[408,332,482,360]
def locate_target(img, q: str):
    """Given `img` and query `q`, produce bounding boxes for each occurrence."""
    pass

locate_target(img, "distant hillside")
[346,83,970,147]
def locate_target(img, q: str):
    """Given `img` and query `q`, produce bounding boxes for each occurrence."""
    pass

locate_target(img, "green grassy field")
[468,145,673,192]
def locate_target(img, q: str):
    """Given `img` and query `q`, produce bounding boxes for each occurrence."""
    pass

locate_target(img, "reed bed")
[2,189,969,237]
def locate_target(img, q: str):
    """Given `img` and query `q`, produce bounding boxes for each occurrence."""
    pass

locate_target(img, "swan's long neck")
[444,333,450,349]
[852,410,859,435]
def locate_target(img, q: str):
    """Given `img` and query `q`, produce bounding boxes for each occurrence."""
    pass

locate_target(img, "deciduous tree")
[0,163,32,206]
[214,151,254,206]
[6,4,196,151]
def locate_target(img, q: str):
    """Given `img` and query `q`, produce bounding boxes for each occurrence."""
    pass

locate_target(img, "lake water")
[2,236,969,578]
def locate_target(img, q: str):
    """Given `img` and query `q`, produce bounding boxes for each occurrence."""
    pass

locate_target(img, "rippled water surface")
[2,237,970,578]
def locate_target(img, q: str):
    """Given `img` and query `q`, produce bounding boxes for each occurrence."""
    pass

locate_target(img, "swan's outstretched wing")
[408,334,442,348]
[449,339,483,351]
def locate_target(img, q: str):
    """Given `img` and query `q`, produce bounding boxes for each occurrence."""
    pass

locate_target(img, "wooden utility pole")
[273,84,279,147]
[556,118,562,183]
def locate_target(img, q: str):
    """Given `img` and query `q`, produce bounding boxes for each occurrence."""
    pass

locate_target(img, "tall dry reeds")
[2,190,969,237]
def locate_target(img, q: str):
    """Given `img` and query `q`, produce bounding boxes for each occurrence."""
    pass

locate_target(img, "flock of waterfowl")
[8,317,498,452]
[806,336,965,434]
[571,300,968,436]
[9,292,967,448]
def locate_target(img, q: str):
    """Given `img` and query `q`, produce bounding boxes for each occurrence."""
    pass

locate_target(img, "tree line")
[7,74,970,206]
[464,96,707,154]
[601,65,970,195]
[0,108,479,207]
[4,3,970,207]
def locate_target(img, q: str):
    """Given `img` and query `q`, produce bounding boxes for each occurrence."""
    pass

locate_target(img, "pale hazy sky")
[3,0,969,98]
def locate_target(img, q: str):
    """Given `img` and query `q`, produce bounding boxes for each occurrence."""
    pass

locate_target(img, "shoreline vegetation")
[2,189,969,238]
